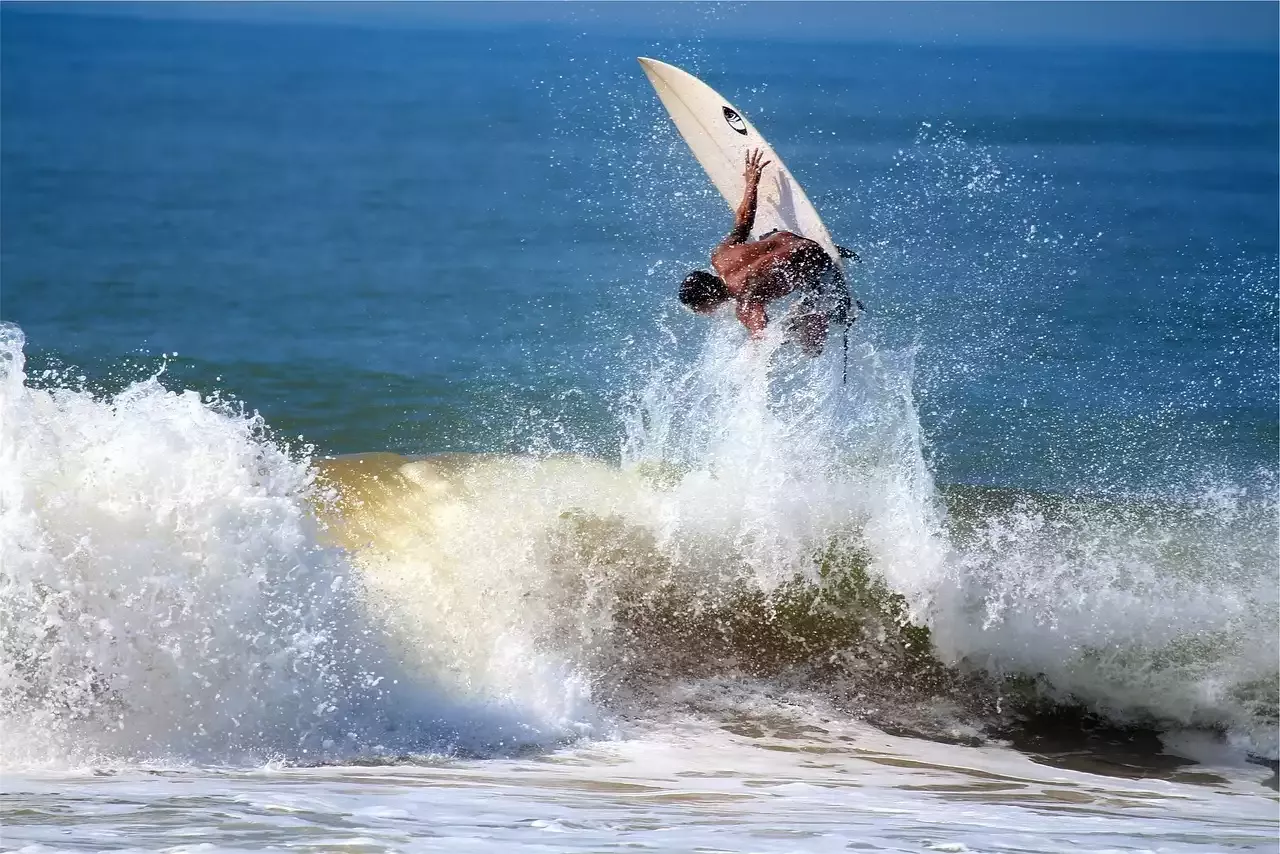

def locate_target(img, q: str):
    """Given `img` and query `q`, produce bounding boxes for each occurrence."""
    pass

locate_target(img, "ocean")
[1,6,1277,851]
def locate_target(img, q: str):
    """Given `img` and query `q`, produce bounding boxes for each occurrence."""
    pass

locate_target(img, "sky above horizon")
[10,1,1280,50]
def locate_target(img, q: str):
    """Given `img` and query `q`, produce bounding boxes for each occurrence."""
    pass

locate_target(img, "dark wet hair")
[679,270,730,311]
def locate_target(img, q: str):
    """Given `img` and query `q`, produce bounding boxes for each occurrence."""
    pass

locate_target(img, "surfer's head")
[679,270,730,314]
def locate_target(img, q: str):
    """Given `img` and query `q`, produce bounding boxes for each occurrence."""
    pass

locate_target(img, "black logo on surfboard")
[722,106,748,135]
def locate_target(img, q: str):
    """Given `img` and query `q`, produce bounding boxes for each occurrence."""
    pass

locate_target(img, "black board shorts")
[756,229,853,327]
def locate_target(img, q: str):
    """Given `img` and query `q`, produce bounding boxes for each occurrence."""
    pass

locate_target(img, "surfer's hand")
[743,148,771,185]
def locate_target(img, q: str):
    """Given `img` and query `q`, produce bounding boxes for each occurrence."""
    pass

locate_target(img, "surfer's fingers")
[745,150,770,176]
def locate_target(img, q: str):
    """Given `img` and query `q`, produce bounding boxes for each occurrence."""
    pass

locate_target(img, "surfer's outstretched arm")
[726,148,770,245]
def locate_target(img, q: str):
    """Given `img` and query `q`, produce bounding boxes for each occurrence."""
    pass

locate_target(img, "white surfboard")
[638,57,844,268]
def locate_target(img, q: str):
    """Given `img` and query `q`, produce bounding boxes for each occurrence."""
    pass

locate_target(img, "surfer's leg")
[787,291,829,357]
[788,311,828,357]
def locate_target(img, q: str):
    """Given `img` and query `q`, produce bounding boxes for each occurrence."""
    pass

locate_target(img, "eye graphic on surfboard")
[722,106,748,134]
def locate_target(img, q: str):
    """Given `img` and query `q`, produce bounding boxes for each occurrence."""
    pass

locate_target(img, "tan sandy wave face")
[312,452,949,734]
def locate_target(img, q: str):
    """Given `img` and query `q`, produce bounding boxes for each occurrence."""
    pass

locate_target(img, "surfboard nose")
[637,57,694,94]
[637,57,668,91]
[638,57,683,78]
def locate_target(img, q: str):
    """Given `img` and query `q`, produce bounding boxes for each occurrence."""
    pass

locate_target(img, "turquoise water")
[2,7,1276,851]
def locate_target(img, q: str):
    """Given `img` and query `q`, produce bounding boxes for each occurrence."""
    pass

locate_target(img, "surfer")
[679,149,856,357]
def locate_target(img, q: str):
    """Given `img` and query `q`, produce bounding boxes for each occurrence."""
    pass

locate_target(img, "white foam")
[930,479,1279,755]
[622,318,948,606]
[0,324,572,768]
[621,311,1277,757]
[3,303,1274,768]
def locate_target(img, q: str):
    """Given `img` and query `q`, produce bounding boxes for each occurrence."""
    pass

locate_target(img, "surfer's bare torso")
[712,230,834,335]
[711,150,849,352]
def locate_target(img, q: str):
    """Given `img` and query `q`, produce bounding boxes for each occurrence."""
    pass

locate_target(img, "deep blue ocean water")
[3,8,1276,492]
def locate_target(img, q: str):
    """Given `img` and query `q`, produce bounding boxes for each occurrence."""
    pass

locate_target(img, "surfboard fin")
[836,245,859,261]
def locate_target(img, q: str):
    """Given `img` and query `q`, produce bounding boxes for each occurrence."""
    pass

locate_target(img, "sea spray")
[0,324,569,767]
[620,318,1277,755]
[7,309,1273,764]
[314,452,613,734]
[313,317,953,716]
[933,481,1280,756]
[622,316,947,614]
[321,308,1279,758]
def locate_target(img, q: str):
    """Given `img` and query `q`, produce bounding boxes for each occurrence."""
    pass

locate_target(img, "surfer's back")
[712,231,832,303]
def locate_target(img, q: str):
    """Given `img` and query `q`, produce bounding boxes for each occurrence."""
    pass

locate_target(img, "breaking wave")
[2,314,1275,770]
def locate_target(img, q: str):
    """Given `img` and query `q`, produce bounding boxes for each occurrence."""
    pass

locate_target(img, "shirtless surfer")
[679,149,858,356]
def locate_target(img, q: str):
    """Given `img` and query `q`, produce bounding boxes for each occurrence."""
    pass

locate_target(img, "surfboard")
[637,57,844,269]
